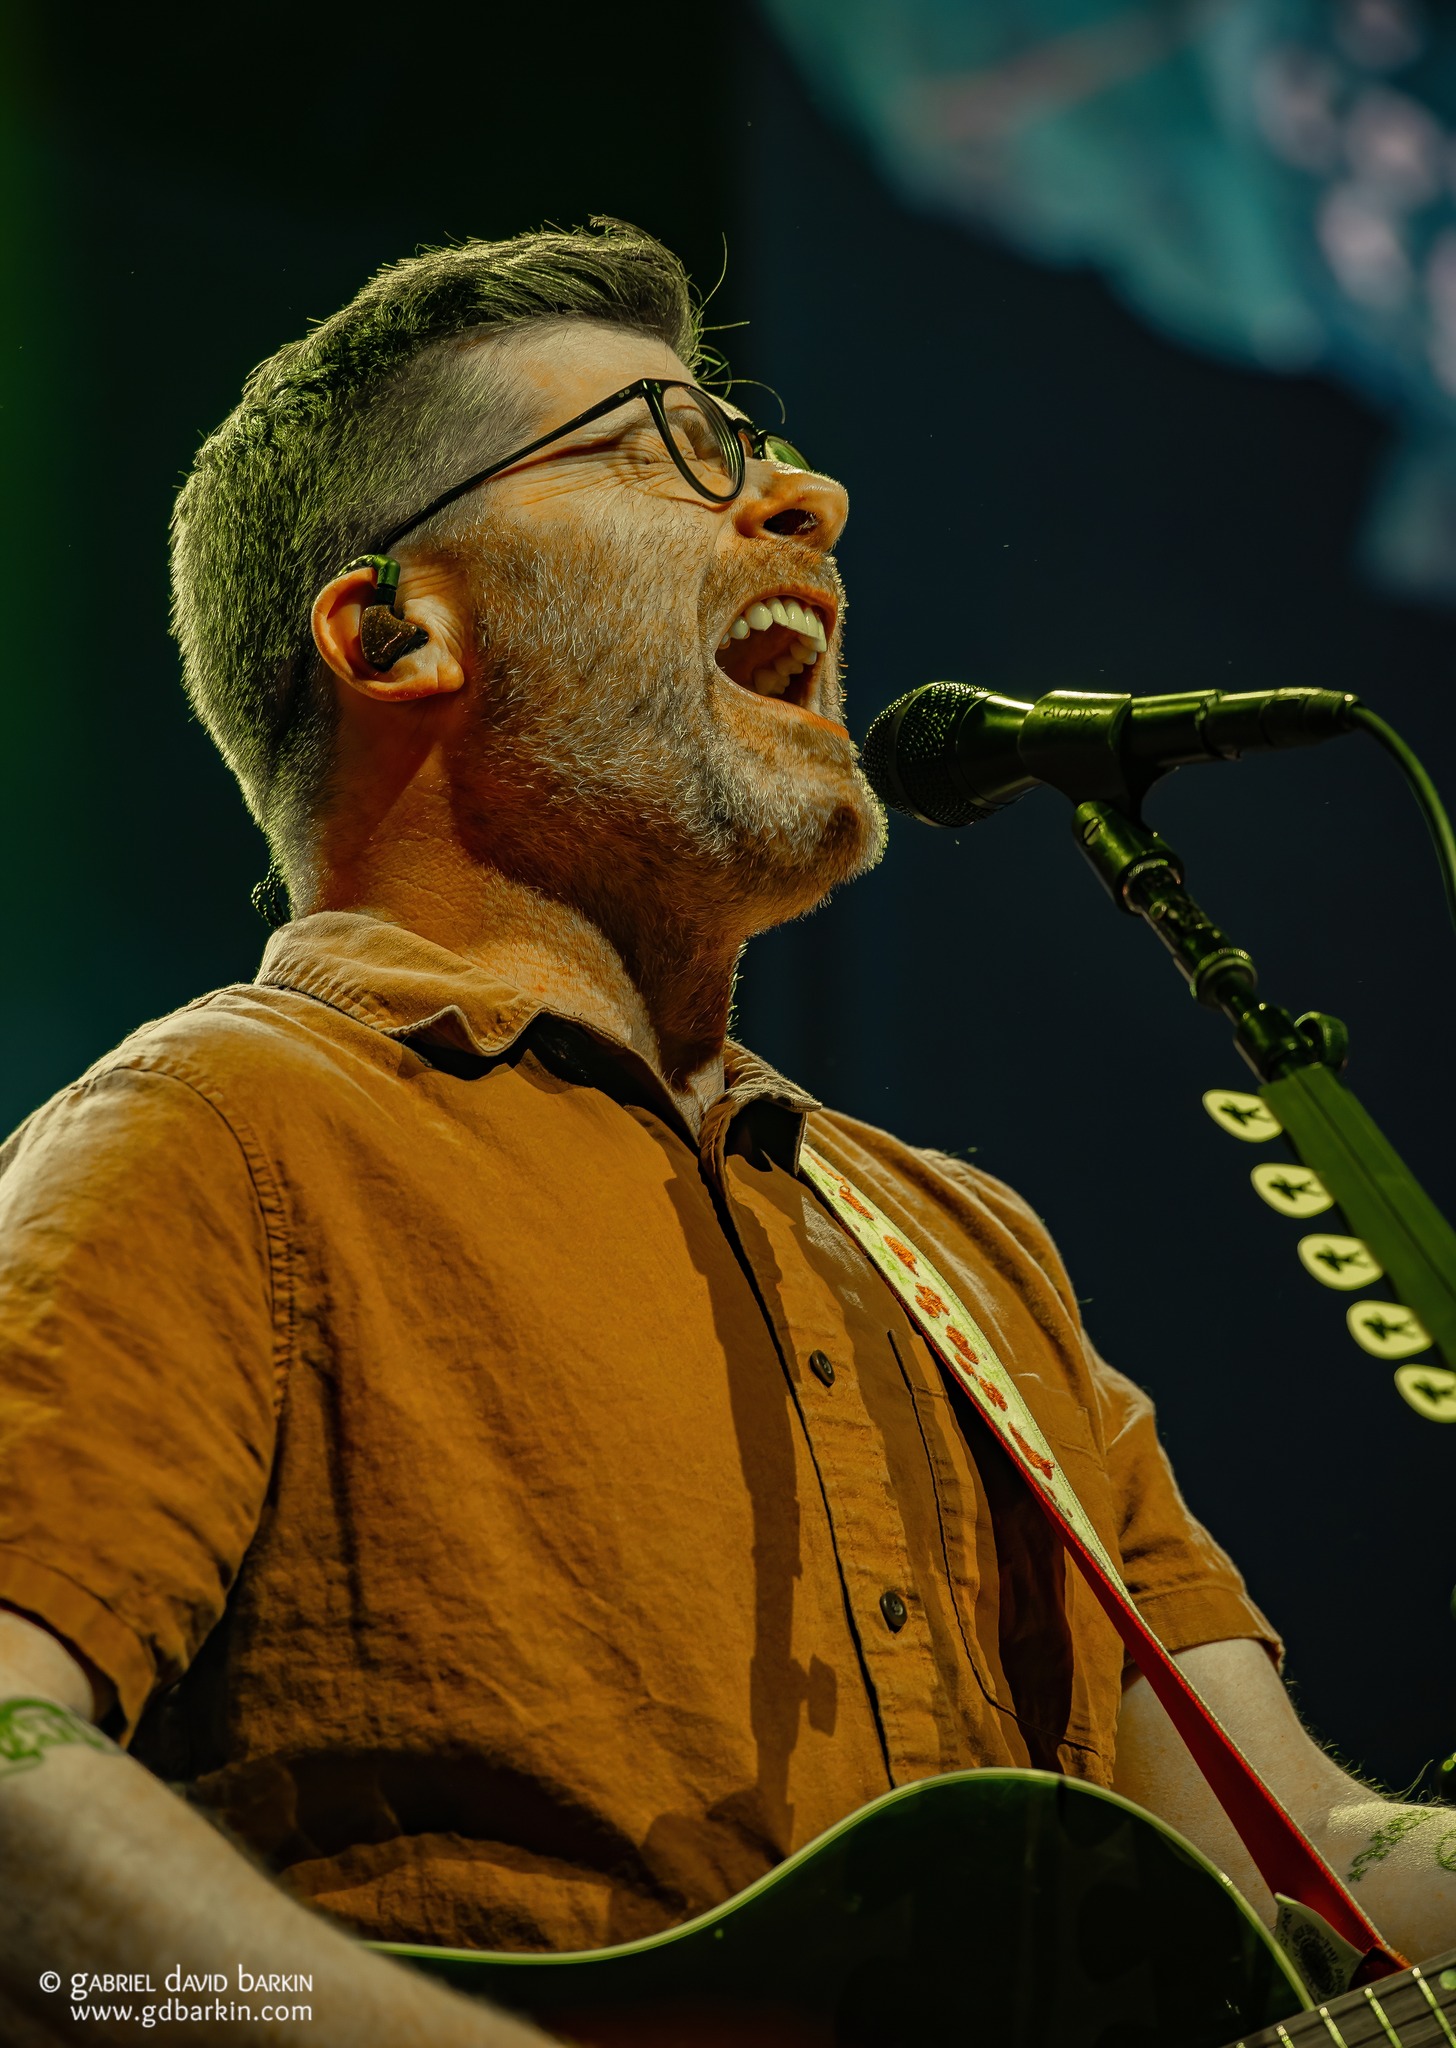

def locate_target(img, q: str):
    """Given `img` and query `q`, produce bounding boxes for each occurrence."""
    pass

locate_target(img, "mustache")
[710,542,846,625]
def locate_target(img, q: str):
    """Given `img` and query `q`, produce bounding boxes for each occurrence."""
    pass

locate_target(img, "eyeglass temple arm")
[377,380,677,554]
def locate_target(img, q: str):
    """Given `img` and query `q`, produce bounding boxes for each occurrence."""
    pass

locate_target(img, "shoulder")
[7,979,392,1153]
[803,1102,1081,1337]
[808,1107,1158,1424]
[0,979,390,1223]
[95,979,388,1101]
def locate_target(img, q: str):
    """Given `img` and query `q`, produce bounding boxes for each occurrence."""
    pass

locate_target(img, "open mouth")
[713,591,832,709]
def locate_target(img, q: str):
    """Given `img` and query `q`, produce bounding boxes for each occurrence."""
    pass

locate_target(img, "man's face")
[418,320,886,937]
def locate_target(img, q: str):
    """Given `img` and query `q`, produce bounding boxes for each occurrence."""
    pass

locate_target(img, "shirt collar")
[256,911,818,1169]
[257,911,543,1055]
[709,1044,819,1174]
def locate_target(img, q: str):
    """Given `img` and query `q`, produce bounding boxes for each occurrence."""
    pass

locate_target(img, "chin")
[820,778,888,878]
[736,772,889,930]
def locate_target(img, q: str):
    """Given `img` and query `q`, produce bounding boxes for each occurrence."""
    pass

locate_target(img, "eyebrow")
[377,378,748,552]
[571,394,658,435]
[571,387,748,449]
[550,387,682,445]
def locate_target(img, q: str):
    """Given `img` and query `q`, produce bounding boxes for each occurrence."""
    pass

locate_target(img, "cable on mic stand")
[862,682,1456,1685]
[1344,704,1456,939]
[1069,790,1456,1382]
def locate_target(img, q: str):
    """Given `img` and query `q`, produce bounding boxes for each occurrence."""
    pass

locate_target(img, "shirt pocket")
[1009,1371,1131,1767]
[1015,1375,1120,1547]
[902,1333,1124,1767]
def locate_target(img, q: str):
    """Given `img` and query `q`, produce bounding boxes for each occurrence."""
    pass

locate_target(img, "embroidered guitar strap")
[799,1143,1405,1983]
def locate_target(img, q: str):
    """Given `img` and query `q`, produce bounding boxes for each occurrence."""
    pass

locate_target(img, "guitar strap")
[799,1144,1406,1985]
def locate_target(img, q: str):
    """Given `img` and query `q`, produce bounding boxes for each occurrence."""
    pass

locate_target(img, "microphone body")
[860,684,1362,826]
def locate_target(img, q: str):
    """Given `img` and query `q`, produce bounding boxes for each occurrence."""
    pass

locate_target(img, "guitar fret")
[1361,1985,1406,2048]
[1294,2002,1393,2048]
[1243,1958,1456,2048]
[1412,1970,1456,2048]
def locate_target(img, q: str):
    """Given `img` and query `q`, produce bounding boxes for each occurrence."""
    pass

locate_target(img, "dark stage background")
[5,7,1453,1793]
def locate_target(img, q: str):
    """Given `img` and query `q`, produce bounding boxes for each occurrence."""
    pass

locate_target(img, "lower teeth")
[718,621,826,697]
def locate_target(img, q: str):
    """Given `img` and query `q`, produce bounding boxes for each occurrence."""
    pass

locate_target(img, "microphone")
[859,683,1362,827]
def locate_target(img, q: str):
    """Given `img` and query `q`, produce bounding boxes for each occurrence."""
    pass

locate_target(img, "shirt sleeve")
[0,1063,280,1739]
[1086,1342,1283,1667]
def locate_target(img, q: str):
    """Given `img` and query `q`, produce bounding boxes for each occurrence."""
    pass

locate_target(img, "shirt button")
[879,1590,908,1633]
[808,1349,836,1387]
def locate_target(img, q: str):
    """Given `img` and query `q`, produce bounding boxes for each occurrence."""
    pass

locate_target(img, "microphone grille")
[861,682,991,827]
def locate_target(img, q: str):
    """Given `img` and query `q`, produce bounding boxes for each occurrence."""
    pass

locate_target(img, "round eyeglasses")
[376,378,811,553]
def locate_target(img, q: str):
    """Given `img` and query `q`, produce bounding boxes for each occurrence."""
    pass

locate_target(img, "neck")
[313,849,739,1138]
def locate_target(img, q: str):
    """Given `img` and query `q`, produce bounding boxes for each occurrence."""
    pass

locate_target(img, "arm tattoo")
[0,1696,112,1781]
[1347,1808,1437,1884]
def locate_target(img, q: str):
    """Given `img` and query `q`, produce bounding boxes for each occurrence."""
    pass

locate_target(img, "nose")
[732,459,848,551]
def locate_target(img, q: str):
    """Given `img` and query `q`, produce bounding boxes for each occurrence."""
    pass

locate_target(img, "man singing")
[0,220,1449,2045]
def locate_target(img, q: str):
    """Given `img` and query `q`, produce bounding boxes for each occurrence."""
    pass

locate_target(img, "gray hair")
[169,219,704,885]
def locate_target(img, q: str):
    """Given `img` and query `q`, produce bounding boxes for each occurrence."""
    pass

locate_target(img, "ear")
[311,566,466,703]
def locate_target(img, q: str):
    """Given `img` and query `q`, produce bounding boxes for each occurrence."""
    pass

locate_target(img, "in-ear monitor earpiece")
[341,554,429,671]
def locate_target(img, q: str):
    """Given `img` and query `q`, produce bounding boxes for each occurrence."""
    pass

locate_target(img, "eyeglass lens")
[653,388,743,499]
[653,387,812,498]
[759,432,810,470]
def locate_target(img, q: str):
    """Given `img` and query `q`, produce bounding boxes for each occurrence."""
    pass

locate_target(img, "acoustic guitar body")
[374,1768,1308,2046]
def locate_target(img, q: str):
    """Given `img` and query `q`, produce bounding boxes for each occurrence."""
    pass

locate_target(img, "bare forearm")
[1316,1796,1456,1964]
[0,1700,553,2048]
[1117,1643,1456,1966]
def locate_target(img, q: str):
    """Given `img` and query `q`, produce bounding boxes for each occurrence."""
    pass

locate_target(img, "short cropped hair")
[170,219,703,883]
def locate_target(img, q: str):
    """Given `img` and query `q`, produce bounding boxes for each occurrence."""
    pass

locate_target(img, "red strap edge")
[801,1149,1408,1975]
[1050,1501,1404,1968]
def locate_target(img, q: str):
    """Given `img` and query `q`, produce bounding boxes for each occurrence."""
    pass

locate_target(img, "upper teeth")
[716,594,829,697]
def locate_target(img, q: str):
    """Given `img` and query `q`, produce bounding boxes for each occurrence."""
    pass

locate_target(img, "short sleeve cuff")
[0,1551,156,1742]
[1134,1579,1284,1672]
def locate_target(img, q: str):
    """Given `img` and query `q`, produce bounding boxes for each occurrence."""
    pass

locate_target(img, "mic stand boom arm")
[1075,800,1456,1374]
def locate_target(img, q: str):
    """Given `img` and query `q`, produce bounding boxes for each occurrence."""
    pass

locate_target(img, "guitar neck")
[1234,1952,1456,2048]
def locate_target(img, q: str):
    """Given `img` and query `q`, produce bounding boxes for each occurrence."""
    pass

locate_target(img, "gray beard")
[457,510,886,934]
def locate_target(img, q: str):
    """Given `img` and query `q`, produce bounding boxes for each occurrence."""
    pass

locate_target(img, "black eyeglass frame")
[375,378,807,553]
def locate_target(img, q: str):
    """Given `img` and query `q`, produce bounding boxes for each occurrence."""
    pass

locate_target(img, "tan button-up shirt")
[0,913,1275,1952]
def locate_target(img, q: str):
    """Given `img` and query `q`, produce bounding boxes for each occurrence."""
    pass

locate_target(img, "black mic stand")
[1074,800,1456,1381]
